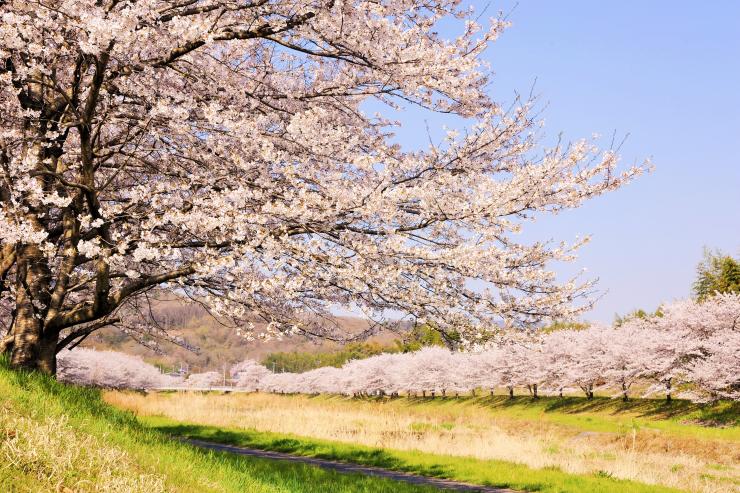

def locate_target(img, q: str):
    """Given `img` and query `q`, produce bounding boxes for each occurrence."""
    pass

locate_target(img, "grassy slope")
[144,415,685,493]
[0,362,439,493]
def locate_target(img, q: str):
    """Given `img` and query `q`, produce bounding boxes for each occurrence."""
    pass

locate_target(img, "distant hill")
[80,299,403,372]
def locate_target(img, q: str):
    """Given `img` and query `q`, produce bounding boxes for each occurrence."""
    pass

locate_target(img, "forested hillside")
[80,299,404,372]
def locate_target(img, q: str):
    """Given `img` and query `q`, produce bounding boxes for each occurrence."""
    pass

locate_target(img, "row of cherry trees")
[230,295,739,403]
[57,348,179,389]
[57,294,738,402]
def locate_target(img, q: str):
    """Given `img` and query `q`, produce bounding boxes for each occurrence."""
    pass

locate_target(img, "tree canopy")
[694,249,740,302]
[0,1,642,373]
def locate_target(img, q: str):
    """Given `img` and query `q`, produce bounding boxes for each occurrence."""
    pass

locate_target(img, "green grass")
[144,416,686,493]
[0,360,440,493]
[390,394,739,441]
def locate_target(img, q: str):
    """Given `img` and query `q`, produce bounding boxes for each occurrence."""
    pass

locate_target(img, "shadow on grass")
[151,422,457,480]
[348,392,738,426]
[231,388,737,427]
[475,395,738,424]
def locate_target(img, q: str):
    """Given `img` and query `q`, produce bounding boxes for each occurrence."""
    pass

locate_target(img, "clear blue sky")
[388,1,740,322]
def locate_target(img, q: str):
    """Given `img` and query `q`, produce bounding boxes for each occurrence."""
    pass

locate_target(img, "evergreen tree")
[694,249,740,301]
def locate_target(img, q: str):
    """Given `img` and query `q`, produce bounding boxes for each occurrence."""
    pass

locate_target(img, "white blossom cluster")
[1,0,645,372]
[57,348,180,389]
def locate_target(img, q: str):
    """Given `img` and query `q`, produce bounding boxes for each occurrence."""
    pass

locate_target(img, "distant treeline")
[262,325,446,373]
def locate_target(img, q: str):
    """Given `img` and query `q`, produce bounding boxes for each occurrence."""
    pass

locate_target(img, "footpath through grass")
[144,415,684,493]
[0,360,440,493]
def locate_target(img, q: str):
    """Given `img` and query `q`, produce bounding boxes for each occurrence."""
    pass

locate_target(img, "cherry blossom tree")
[473,345,506,396]
[601,324,648,401]
[342,353,404,396]
[515,340,548,398]
[683,330,740,401]
[482,344,520,397]
[405,346,457,397]
[564,325,611,399]
[184,370,223,388]
[630,293,740,401]
[231,359,271,391]
[0,0,643,374]
[539,328,578,397]
[57,347,180,388]
[300,365,343,395]
[447,351,480,396]
[261,371,302,394]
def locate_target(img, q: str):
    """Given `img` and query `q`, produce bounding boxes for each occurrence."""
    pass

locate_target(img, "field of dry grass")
[106,391,739,493]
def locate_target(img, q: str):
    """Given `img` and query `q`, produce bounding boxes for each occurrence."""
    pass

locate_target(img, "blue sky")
[388,1,740,322]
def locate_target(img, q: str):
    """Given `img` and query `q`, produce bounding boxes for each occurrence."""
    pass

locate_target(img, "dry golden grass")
[106,391,739,493]
[0,406,165,492]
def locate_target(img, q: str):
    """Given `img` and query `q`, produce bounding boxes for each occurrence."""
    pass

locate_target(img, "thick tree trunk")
[7,245,59,375]
[7,244,57,374]
[10,315,58,374]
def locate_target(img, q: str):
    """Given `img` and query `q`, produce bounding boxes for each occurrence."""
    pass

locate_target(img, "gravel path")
[185,438,519,492]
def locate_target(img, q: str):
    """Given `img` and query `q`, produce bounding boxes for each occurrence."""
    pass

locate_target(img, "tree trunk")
[8,244,57,374]
[508,386,514,399]
[10,317,58,374]
[532,383,539,399]
[665,379,672,403]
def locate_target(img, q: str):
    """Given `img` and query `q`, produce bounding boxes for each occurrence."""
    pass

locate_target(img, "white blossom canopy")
[0,0,643,370]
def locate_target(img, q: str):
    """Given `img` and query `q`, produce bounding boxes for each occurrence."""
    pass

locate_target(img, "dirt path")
[185,438,519,492]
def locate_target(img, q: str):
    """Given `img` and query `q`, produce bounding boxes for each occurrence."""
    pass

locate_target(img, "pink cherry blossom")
[0,0,643,373]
